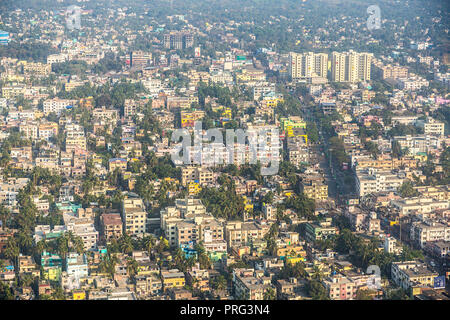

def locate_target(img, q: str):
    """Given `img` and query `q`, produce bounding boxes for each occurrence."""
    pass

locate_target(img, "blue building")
[0,31,9,45]
[180,242,197,259]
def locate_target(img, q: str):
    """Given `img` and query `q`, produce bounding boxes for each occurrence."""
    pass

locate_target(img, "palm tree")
[263,287,276,300]
[101,254,119,280]
[190,277,199,291]
[56,234,69,259]
[34,240,48,260]
[173,248,187,271]
[51,286,65,300]
[0,204,10,227]
[126,257,138,280]
[19,273,34,287]
[293,262,307,278]
[119,235,134,254]
[155,237,169,254]
[186,256,196,270]
[402,147,411,157]
[17,231,33,254]
[214,275,227,291]
[311,265,324,281]
[142,235,156,256]
[4,237,19,261]
[72,236,85,255]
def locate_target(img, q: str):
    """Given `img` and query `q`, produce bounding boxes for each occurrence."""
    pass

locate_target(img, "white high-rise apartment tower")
[331,51,373,83]
[289,52,328,81]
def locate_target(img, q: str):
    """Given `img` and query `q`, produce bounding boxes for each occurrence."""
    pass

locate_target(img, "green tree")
[306,280,329,300]
[398,181,420,198]
[0,282,14,300]
[4,237,20,261]
[355,288,375,300]
[263,287,276,300]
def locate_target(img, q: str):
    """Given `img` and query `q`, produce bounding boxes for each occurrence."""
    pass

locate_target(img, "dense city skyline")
[0,0,448,305]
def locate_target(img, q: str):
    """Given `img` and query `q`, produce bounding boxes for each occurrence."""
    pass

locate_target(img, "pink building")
[323,275,357,300]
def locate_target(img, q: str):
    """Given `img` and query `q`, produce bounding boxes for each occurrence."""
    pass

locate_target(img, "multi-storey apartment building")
[331,51,373,83]
[304,218,338,242]
[301,176,328,202]
[323,275,357,300]
[410,221,450,248]
[163,32,193,49]
[390,198,449,216]
[372,62,409,79]
[391,261,438,291]
[38,122,58,141]
[100,213,123,243]
[129,51,152,67]
[233,268,275,300]
[397,76,429,90]
[289,52,328,82]
[225,220,271,247]
[122,197,147,236]
[356,168,406,197]
[65,253,88,279]
[181,166,214,186]
[393,135,441,155]
[416,118,445,136]
[43,98,77,116]
[22,61,52,76]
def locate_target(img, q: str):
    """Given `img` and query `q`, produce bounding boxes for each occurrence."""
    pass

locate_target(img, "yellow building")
[282,117,308,141]
[3,74,25,82]
[181,110,205,128]
[281,117,306,131]
[43,266,62,281]
[362,90,376,102]
[221,107,232,119]
[283,190,294,198]
[21,61,52,76]
[286,255,306,265]
[2,85,26,99]
[414,153,427,162]
[302,179,328,202]
[72,290,86,300]
[262,93,284,107]
[276,244,306,257]
[414,186,448,201]
[65,81,84,92]
[109,158,127,172]
[79,96,94,109]
[161,270,186,291]
[34,110,44,119]
[66,136,87,151]
[164,177,179,185]
[242,196,254,212]
[235,68,266,83]
[188,182,201,195]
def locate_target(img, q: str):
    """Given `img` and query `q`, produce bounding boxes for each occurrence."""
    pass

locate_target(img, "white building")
[397,77,429,90]
[410,220,450,248]
[384,236,403,255]
[43,98,77,116]
[356,168,406,197]
[65,253,88,279]
[416,118,445,137]
[122,197,147,236]
[390,198,449,216]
